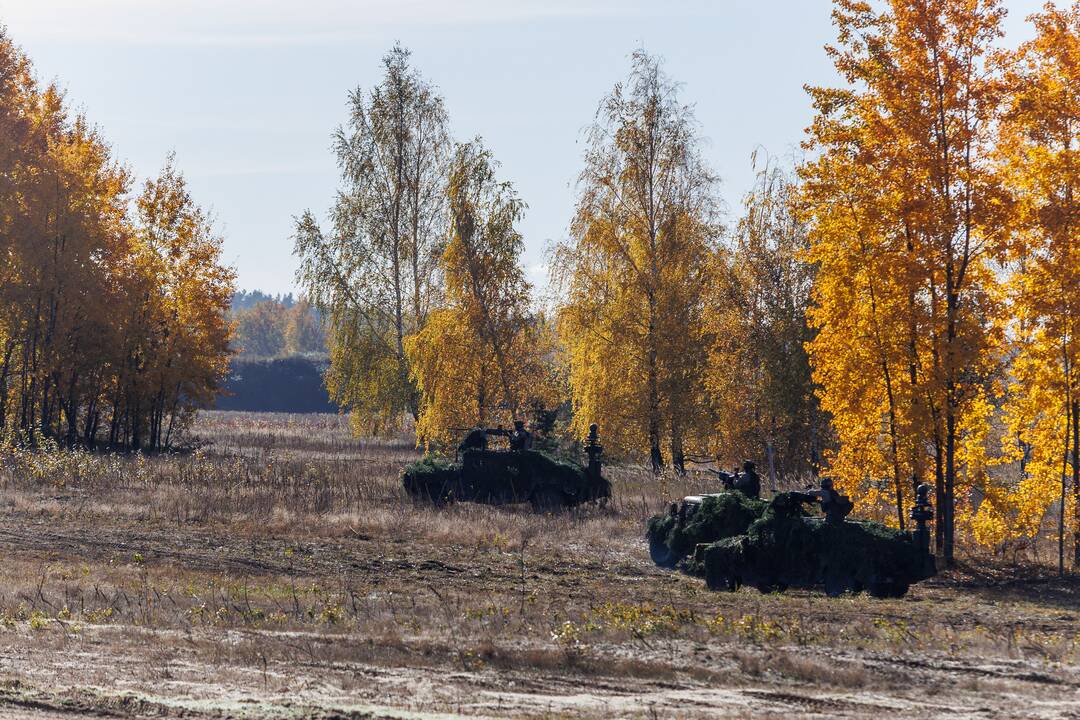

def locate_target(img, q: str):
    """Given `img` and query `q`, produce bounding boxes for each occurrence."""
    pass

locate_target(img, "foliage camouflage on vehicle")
[701,492,935,598]
[646,492,766,568]
[402,448,610,511]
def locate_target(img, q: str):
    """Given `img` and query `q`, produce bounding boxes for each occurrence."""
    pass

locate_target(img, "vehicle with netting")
[402,424,611,511]
[698,488,937,597]
[646,491,766,568]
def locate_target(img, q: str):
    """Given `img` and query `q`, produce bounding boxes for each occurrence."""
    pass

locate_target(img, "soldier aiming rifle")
[705,460,761,499]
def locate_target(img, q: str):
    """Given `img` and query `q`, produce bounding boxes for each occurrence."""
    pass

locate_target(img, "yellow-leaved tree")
[123,157,235,450]
[0,29,234,451]
[554,50,720,473]
[997,2,1080,571]
[802,0,1009,562]
[405,140,559,446]
[294,44,450,436]
[704,157,825,486]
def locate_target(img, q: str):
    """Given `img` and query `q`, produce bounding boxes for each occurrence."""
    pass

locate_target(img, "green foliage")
[401,455,460,502]
[294,43,450,436]
[703,493,926,595]
[401,448,605,506]
[647,492,767,563]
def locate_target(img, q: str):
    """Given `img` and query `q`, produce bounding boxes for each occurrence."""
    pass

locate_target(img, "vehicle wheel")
[649,536,679,568]
[431,478,459,506]
[410,480,448,506]
[824,570,854,597]
[706,571,738,592]
[868,580,909,598]
[529,487,566,513]
[754,579,783,594]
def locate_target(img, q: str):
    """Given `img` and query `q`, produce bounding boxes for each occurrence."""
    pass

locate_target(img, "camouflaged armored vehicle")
[402,424,611,511]
[646,491,766,568]
[699,485,936,598]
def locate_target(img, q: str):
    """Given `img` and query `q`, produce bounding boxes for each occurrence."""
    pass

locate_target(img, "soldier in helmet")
[509,420,533,451]
[733,460,761,499]
[814,476,853,523]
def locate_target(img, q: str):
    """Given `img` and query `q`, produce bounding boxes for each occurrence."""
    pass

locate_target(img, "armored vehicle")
[699,485,937,598]
[646,491,766,568]
[402,424,611,511]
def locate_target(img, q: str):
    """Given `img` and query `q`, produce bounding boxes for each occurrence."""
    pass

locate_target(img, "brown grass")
[0,410,1076,719]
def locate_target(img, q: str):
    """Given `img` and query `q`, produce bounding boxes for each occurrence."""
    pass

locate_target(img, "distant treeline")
[214,357,336,414]
[231,292,327,359]
[232,290,297,312]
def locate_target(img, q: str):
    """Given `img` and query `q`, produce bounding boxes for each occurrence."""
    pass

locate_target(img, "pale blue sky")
[0,0,1044,295]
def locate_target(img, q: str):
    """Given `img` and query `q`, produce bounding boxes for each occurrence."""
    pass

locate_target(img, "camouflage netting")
[702,492,927,596]
[402,449,609,505]
[647,492,767,565]
[473,449,591,486]
[402,456,460,502]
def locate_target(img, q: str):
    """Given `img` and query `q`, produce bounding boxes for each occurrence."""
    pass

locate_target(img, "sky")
[0,0,1046,295]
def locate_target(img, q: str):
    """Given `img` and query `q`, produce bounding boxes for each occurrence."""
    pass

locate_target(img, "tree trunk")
[1071,396,1078,571]
[944,405,956,566]
[647,306,662,474]
[933,428,945,554]
[1061,399,1070,577]
[670,418,685,476]
[765,439,778,493]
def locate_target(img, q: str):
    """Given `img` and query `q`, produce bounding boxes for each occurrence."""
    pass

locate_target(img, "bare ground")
[0,412,1078,719]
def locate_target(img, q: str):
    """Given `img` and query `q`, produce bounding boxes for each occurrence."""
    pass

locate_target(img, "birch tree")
[554,50,720,473]
[294,44,450,436]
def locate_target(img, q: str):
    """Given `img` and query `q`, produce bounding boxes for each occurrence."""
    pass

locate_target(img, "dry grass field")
[0,411,1078,718]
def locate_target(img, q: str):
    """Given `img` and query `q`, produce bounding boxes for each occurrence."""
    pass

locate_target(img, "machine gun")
[704,461,761,499]
[705,467,739,489]
[456,426,512,456]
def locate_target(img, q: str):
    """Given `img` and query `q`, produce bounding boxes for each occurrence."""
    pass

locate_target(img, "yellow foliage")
[0,31,234,450]
[801,0,1008,550]
[405,141,559,446]
[554,51,719,469]
[995,2,1080,556]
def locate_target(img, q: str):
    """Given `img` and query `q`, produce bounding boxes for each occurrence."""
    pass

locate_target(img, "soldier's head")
[742,460,756,472]
[514,420,525,431]
[820,477,834,491]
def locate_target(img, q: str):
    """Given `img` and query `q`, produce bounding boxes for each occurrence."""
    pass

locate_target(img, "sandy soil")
[0,511,1078,719]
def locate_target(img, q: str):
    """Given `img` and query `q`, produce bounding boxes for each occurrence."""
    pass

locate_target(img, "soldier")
[585,423,604,480]
[509,420,533,450]
[815,477,853,523]
[458,427,489,453]
[733,460,761,499]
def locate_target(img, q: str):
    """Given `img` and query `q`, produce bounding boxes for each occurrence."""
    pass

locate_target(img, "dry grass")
[0,410,1077,719]
[0,411,707,552]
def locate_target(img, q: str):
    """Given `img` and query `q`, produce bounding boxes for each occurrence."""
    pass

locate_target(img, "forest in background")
[230,291,327,360]
[294,0,1080,567]
[217,292,335,413]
